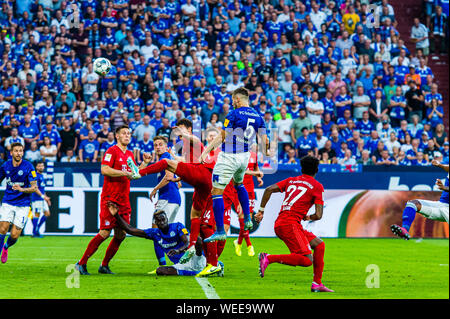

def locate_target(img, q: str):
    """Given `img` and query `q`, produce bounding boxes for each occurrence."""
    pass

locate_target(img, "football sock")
[217,240,226,257]
[38,215,47,229]
[189,217,201,248]
[235,184,251,221]
[402,202,417,231]
[267,253,313,267]
[313,242,325,285]
[212,195,225,233]
[4,236,17,250]
[0,234,6,252]
[102,237,124,267]
[238,218,251,246]
[154,243,166,266]
[201,226,218,267]
[79,234,107,265]
[139,160,168,176]
[32,218,39,234]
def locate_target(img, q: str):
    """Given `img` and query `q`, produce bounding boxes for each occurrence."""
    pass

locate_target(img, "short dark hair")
[177,118,192,129]
[300,155,320,176]
[232,87,249,98]
[153,135,168,144]
[115,124,130,135]
[10,142,24,151]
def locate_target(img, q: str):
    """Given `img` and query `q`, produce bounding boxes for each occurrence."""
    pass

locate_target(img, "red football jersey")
[101,145,135,206]
[275,174,324,225]
[243,151,258,192]
[182,137,205,164]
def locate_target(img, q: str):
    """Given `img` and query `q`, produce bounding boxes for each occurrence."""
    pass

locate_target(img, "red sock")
[102,237,124,267]
[139,160,168,176]
[189,218,201,248]
[313,242,325,284]
[217,240,226,257]
[238,218,252,246]
[201,226,218,266]
[79,234,107,265]
[267,253,312,267]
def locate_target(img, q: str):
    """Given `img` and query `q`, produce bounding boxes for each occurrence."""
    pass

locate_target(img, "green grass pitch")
[0,236,448,299]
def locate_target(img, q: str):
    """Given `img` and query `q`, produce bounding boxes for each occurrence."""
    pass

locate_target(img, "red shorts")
[99,200,131,230]
[224,183,240,214]
[201,196,231,228]
[274,223,316,256]
[176,162,212,213]
[248,191,256,213]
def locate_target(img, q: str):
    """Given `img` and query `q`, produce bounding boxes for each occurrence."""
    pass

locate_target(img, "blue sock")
[0,234,5,252]
[235,184,251,221]
[154,243,166,266]
[38,215,47,229]
[32,218,39,234]
[212,195,225,233]
[402,203,417,232]
[4,236,17,250]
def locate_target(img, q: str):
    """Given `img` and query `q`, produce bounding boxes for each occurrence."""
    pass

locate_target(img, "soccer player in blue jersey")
[391,160,449,240]
[107,203,212,276]
[31,161,51,238]
[0,143,38,263]
[199,87,270,246]
[148,135,181,267]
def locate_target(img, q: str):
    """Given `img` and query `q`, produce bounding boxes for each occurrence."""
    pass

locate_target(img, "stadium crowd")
[0,0,448,168]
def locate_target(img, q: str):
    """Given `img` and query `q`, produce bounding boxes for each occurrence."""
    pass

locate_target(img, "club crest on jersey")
[18,170,23,176]
[170,231,175,237]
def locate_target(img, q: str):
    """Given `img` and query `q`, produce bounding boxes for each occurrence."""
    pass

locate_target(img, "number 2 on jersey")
[282,185,307,207]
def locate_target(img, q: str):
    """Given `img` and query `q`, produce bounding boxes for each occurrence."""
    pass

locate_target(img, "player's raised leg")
[391,200,419,240]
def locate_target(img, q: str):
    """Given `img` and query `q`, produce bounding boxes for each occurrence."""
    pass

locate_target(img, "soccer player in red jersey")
[127,121,223,275]
[76,125,151,275]
[232,150,264,257]
[255,156,334,292]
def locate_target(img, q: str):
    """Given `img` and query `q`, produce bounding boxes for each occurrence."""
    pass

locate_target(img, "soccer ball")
[93,58,111,76]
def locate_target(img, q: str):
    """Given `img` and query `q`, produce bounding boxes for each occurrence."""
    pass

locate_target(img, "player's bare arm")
[139,153,153,169]
[12,180,38,194]
[255,184,282,223]
[101,164,133,178]
[167,234,189,257]
[432,160,449,172]
[107,202,148,238]
[245,168,264,186]
[34,187,51,205]
[149,171,174,202]
[200,129,226,163]
[304,204,324,221]
[436,179,449,192]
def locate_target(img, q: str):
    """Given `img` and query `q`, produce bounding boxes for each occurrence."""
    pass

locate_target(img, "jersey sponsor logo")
[104,153,112,162]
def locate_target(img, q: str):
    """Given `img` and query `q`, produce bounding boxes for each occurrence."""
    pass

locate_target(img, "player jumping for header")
[0,143,38,263]
[391,160,449,240]
[255,156,334,293]
[199,87,270,243]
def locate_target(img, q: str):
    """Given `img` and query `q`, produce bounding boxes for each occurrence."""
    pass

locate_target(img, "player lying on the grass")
[76,125,151,276]
[391,160,449,240]
[107,202,223,277]
[255,155,334,293]
[0,143,38,264]
[31,161,51,238]
[199,87,270,243]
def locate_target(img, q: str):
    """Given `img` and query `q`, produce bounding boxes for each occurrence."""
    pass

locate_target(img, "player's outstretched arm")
[107,202,149,238]
[200,129,226,162]
[432,160,449,172]
[255,184,281,223]
[101,164,133,178]
[304,204,324,221]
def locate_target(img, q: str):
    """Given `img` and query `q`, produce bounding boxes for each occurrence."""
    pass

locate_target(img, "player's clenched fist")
[107,201,119,216]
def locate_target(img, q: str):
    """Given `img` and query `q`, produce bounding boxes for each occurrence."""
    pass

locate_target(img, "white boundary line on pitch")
[195,277,220,299]
[439,264,449,266]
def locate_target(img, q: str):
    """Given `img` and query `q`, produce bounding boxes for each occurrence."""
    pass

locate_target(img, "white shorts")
[173,255,207,276]
[154,200,180,223]
[0,203,30,229]
[417,200,449,223]
[31,200,49,215]
[212,151,251,189]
